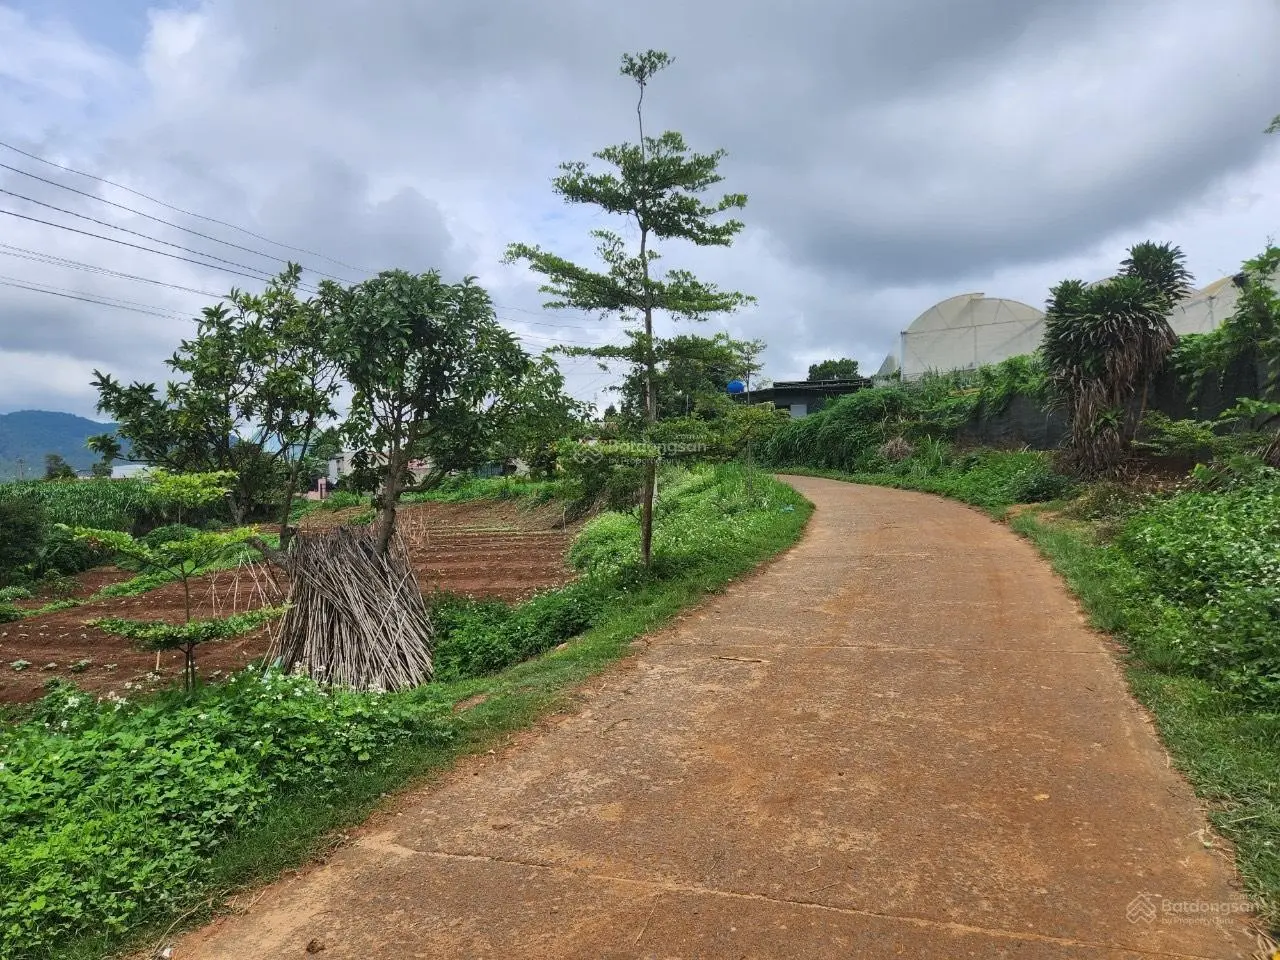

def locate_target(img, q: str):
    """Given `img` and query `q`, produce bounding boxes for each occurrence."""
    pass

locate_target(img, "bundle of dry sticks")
[268,526,433,691]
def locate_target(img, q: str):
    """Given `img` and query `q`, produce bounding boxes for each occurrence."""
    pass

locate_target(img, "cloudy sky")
[1,0,1278,419]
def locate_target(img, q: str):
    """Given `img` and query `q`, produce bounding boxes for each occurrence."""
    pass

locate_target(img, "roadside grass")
[12,465,810,960]
[402,474,570,506]
[777,451,1073,518]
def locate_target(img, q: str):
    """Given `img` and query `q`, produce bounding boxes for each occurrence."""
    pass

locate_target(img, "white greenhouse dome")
[880,274,1272,381]
[897,293,1045,380]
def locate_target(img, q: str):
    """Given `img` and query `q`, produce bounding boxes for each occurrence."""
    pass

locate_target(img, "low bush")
[432,581,607,682]
[1113,478,1280,703]
[404,474,568,506]
[0,672,455,959]
[312,490,367,511]
[761,356,1048,474]
[570,464,808,580]
[0,495,45,585]
[140,523,202,549]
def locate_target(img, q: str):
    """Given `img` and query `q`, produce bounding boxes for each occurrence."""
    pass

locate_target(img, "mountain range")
[0,410,118,481]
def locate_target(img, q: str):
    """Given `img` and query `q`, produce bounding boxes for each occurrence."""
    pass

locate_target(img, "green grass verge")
[777,451,1073,518]
[43,468,811,960]
[1012,511,1280,929]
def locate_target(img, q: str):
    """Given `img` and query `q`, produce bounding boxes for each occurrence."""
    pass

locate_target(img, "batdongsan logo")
[1125,891,1263,927]
[1126,893,1159,924]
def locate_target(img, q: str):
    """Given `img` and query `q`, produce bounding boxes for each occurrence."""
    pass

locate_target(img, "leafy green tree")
[614,333,763,422]
[42,454,76,480]
[485,352,589,475]
[147,469,237,525]
[1173,244,1280,466]
[1042,241,1193,474]
[330,269,539,555]
[807,358,859,381]
[506,50,752,565]
[71,471,272,689]
[90,265,340,531]
[93,607,282,691]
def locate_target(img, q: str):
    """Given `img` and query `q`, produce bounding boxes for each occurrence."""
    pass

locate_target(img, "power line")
[0,271,191,312]
[0,264,621,348]
[0,278,187,320]
[0,160,357,284]
[0,187,293,284]
[0,138,370,274]
[0,207,307,288]
[0,243,225,298]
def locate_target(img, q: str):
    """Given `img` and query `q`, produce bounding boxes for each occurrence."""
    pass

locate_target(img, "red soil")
[1,499,578,705]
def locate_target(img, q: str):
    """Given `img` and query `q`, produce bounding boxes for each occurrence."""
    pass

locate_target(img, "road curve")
[175,476,1256,959]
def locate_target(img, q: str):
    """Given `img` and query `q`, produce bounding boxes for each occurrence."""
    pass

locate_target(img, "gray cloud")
[2,0,1280,416]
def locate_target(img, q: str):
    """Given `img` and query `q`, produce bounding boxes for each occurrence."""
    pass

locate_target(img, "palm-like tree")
[1043,242,1193,475]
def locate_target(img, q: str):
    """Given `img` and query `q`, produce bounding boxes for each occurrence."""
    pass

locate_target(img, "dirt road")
[176,477,1258,959]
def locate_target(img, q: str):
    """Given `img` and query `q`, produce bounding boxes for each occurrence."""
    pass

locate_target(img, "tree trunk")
[640,461,655,566]
[278,459,305,550]
[375,455,402,557]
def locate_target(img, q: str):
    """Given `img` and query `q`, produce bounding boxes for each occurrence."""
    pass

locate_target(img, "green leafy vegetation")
[0,477,159,533]
[761,355,1049,477]
[807,357,860,381]
[1042,242,1193,475]
[91,265,342,531]
[0,464,809,960]
[0,672,454,959]
[402,473,569,506]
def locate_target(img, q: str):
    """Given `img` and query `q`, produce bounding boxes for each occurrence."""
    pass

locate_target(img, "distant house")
[735,378,870,418]
[326,450,438,486]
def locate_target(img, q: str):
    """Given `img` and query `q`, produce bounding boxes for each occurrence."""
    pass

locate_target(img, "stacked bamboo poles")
[269,526,433,691]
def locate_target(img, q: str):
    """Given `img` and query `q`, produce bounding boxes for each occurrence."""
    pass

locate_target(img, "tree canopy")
[1042,241,1193,474]
[806,358,859,381]
[331,268,572,554]
[90,264,340,529]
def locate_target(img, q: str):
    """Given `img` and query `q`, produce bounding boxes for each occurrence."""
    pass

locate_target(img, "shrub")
[0,586,33,602]
[0,495,45,585]
[28,524,111,579]
[1115,478,1280,702]
[141,523,202,549]
[316,490,366,510]
[432,581,606,682]
[0,670,454,959]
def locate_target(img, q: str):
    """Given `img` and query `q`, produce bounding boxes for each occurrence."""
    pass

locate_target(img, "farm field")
[1,499,578,704]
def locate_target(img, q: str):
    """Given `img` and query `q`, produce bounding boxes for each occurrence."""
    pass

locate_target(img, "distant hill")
[0,410,118,481]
